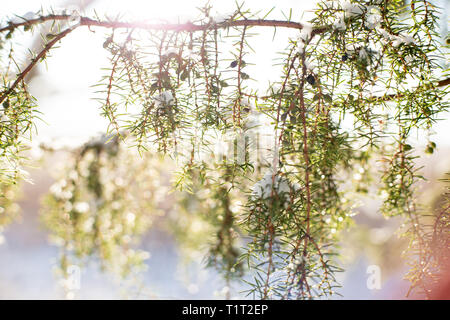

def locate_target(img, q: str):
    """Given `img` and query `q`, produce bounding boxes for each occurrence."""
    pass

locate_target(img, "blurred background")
[0,0,449,299]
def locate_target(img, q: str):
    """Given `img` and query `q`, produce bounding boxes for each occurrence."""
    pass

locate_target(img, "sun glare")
[96,0,204,22]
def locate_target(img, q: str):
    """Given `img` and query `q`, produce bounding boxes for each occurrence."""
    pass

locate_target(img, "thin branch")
[0,26,76,104]
[367,78,450,103]
[0,14,327,34]
[438,77,450,88]
[243,77,450,103]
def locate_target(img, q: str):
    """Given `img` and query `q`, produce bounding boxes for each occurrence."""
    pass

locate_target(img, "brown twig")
[0,26,76,104]
[0,15,327,34]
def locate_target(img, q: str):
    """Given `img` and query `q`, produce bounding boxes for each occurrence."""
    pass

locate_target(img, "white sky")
[2,0,450,148]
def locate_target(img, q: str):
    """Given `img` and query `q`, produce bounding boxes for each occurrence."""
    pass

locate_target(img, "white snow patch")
[252,171,291,200]
[341,1,364,17]
[298,23,313,42]
[154,91,175,107]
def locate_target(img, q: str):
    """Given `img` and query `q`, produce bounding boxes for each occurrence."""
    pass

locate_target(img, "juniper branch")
[0,26,76,104]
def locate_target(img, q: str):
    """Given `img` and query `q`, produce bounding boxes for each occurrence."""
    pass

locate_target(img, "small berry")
[306,74,315,86]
